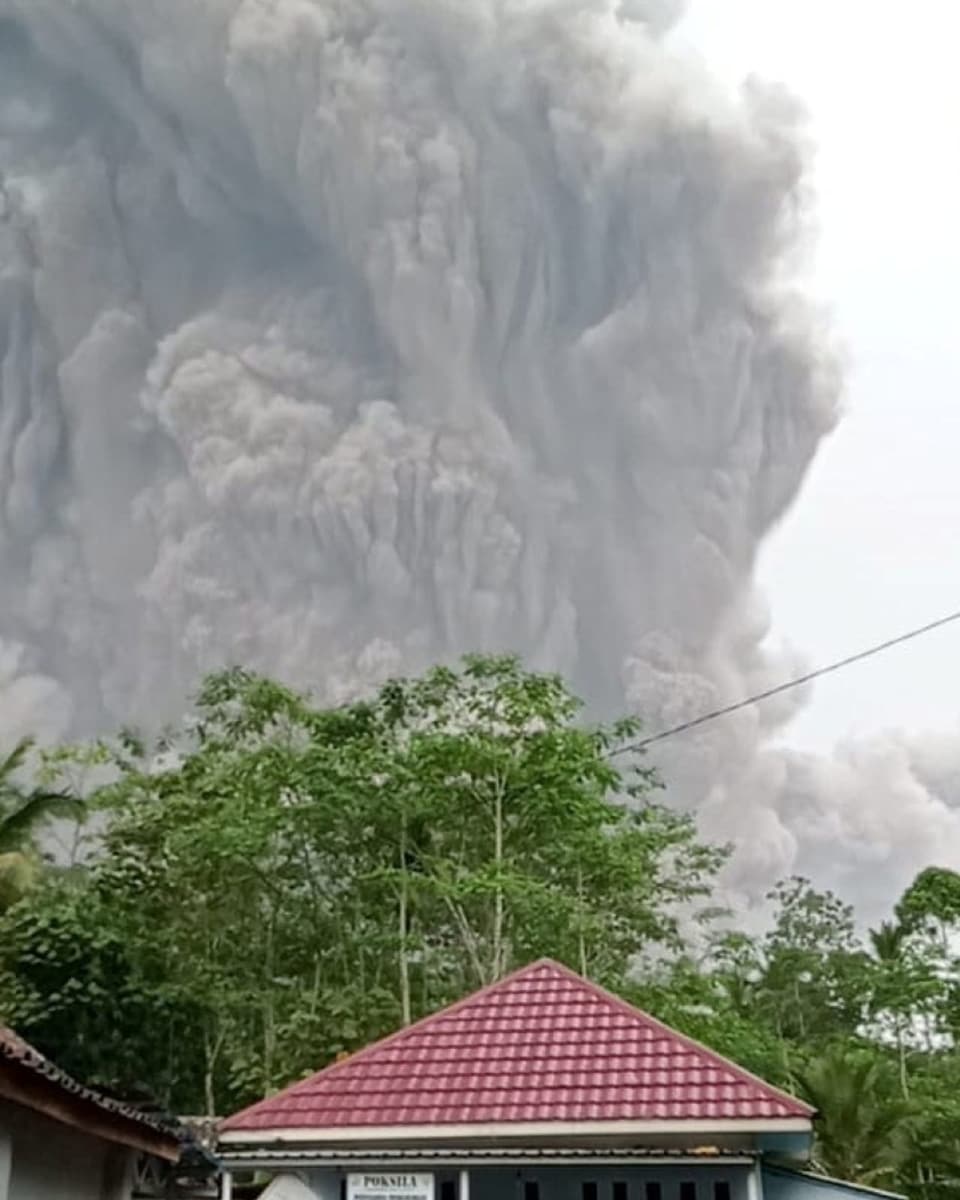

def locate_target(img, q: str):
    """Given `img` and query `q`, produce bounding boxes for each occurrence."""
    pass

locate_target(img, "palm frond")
[0,737,34,785]
[869,920,908,962]
[795,1046,914,1185]
[0,791,85,853]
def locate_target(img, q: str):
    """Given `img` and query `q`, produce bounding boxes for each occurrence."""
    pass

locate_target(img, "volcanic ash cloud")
[0,0,873,901]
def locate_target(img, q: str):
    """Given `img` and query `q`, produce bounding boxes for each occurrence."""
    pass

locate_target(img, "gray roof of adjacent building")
[0,1025,182,1160]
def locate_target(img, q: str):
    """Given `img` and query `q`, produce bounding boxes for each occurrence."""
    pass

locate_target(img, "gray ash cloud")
[11,0,933,910]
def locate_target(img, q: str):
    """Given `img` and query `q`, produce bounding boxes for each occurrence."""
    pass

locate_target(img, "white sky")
[678,0,960,749]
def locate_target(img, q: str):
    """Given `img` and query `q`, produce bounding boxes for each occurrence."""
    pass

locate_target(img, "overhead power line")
[613,607,960,756]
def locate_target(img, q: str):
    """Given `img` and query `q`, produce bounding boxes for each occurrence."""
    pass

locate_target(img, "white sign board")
[347,1174,435,1200]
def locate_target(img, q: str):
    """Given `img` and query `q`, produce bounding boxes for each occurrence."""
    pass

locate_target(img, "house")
[218,959,902,1200]
[0,1025,181,1200]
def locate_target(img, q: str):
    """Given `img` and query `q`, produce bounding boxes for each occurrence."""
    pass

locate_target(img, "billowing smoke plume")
[2,0,937,912]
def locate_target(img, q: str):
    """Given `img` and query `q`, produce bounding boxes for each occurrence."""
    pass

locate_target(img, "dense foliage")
[1,657,959,1199]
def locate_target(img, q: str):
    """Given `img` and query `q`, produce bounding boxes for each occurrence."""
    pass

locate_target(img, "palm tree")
[0,738,81,910]
[795,1044,915,1187]
[870,920,908,963]
[868,920,913,1095]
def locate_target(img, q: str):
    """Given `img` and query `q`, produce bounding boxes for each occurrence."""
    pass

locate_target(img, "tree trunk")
[492,775,505,981]
[897,1020,910,1099]
[399,813,412,1025]
[577,867,588,977]
[203,1027,224,1117]
[263,911,276,1096]
[443,894,487,986]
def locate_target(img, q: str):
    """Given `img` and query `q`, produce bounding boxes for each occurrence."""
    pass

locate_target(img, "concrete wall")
[0,1098,133,1200]
[301,1163,753,1200]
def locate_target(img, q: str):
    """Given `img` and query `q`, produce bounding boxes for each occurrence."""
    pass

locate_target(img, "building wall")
[468,1163,751,1200]
[301,1162,753,1200]
[0,1098,133,1200]
[0,1127,12,1200]
[299,1171,337,1200]
[761,1167,897,1200]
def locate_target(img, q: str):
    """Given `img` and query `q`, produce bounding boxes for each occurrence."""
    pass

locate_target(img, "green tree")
[865,919,939,1098]
[0,877,205,1108]
[758,877,869,1043]
[795,1044,915,1186]
[361,658,723,995]
[898,867,960,945]
[892,868,960,1052]
[902,1054,960,1200]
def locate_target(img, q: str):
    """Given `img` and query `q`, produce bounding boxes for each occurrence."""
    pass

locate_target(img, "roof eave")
[0,1061,181,1162]
[219,1116,813,1148]
[221,1147,760,1171]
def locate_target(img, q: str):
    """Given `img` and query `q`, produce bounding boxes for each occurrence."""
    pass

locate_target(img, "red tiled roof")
[221,959,812,1135]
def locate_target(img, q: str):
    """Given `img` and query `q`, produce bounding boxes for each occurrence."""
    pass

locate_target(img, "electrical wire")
[612,607,960,756]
